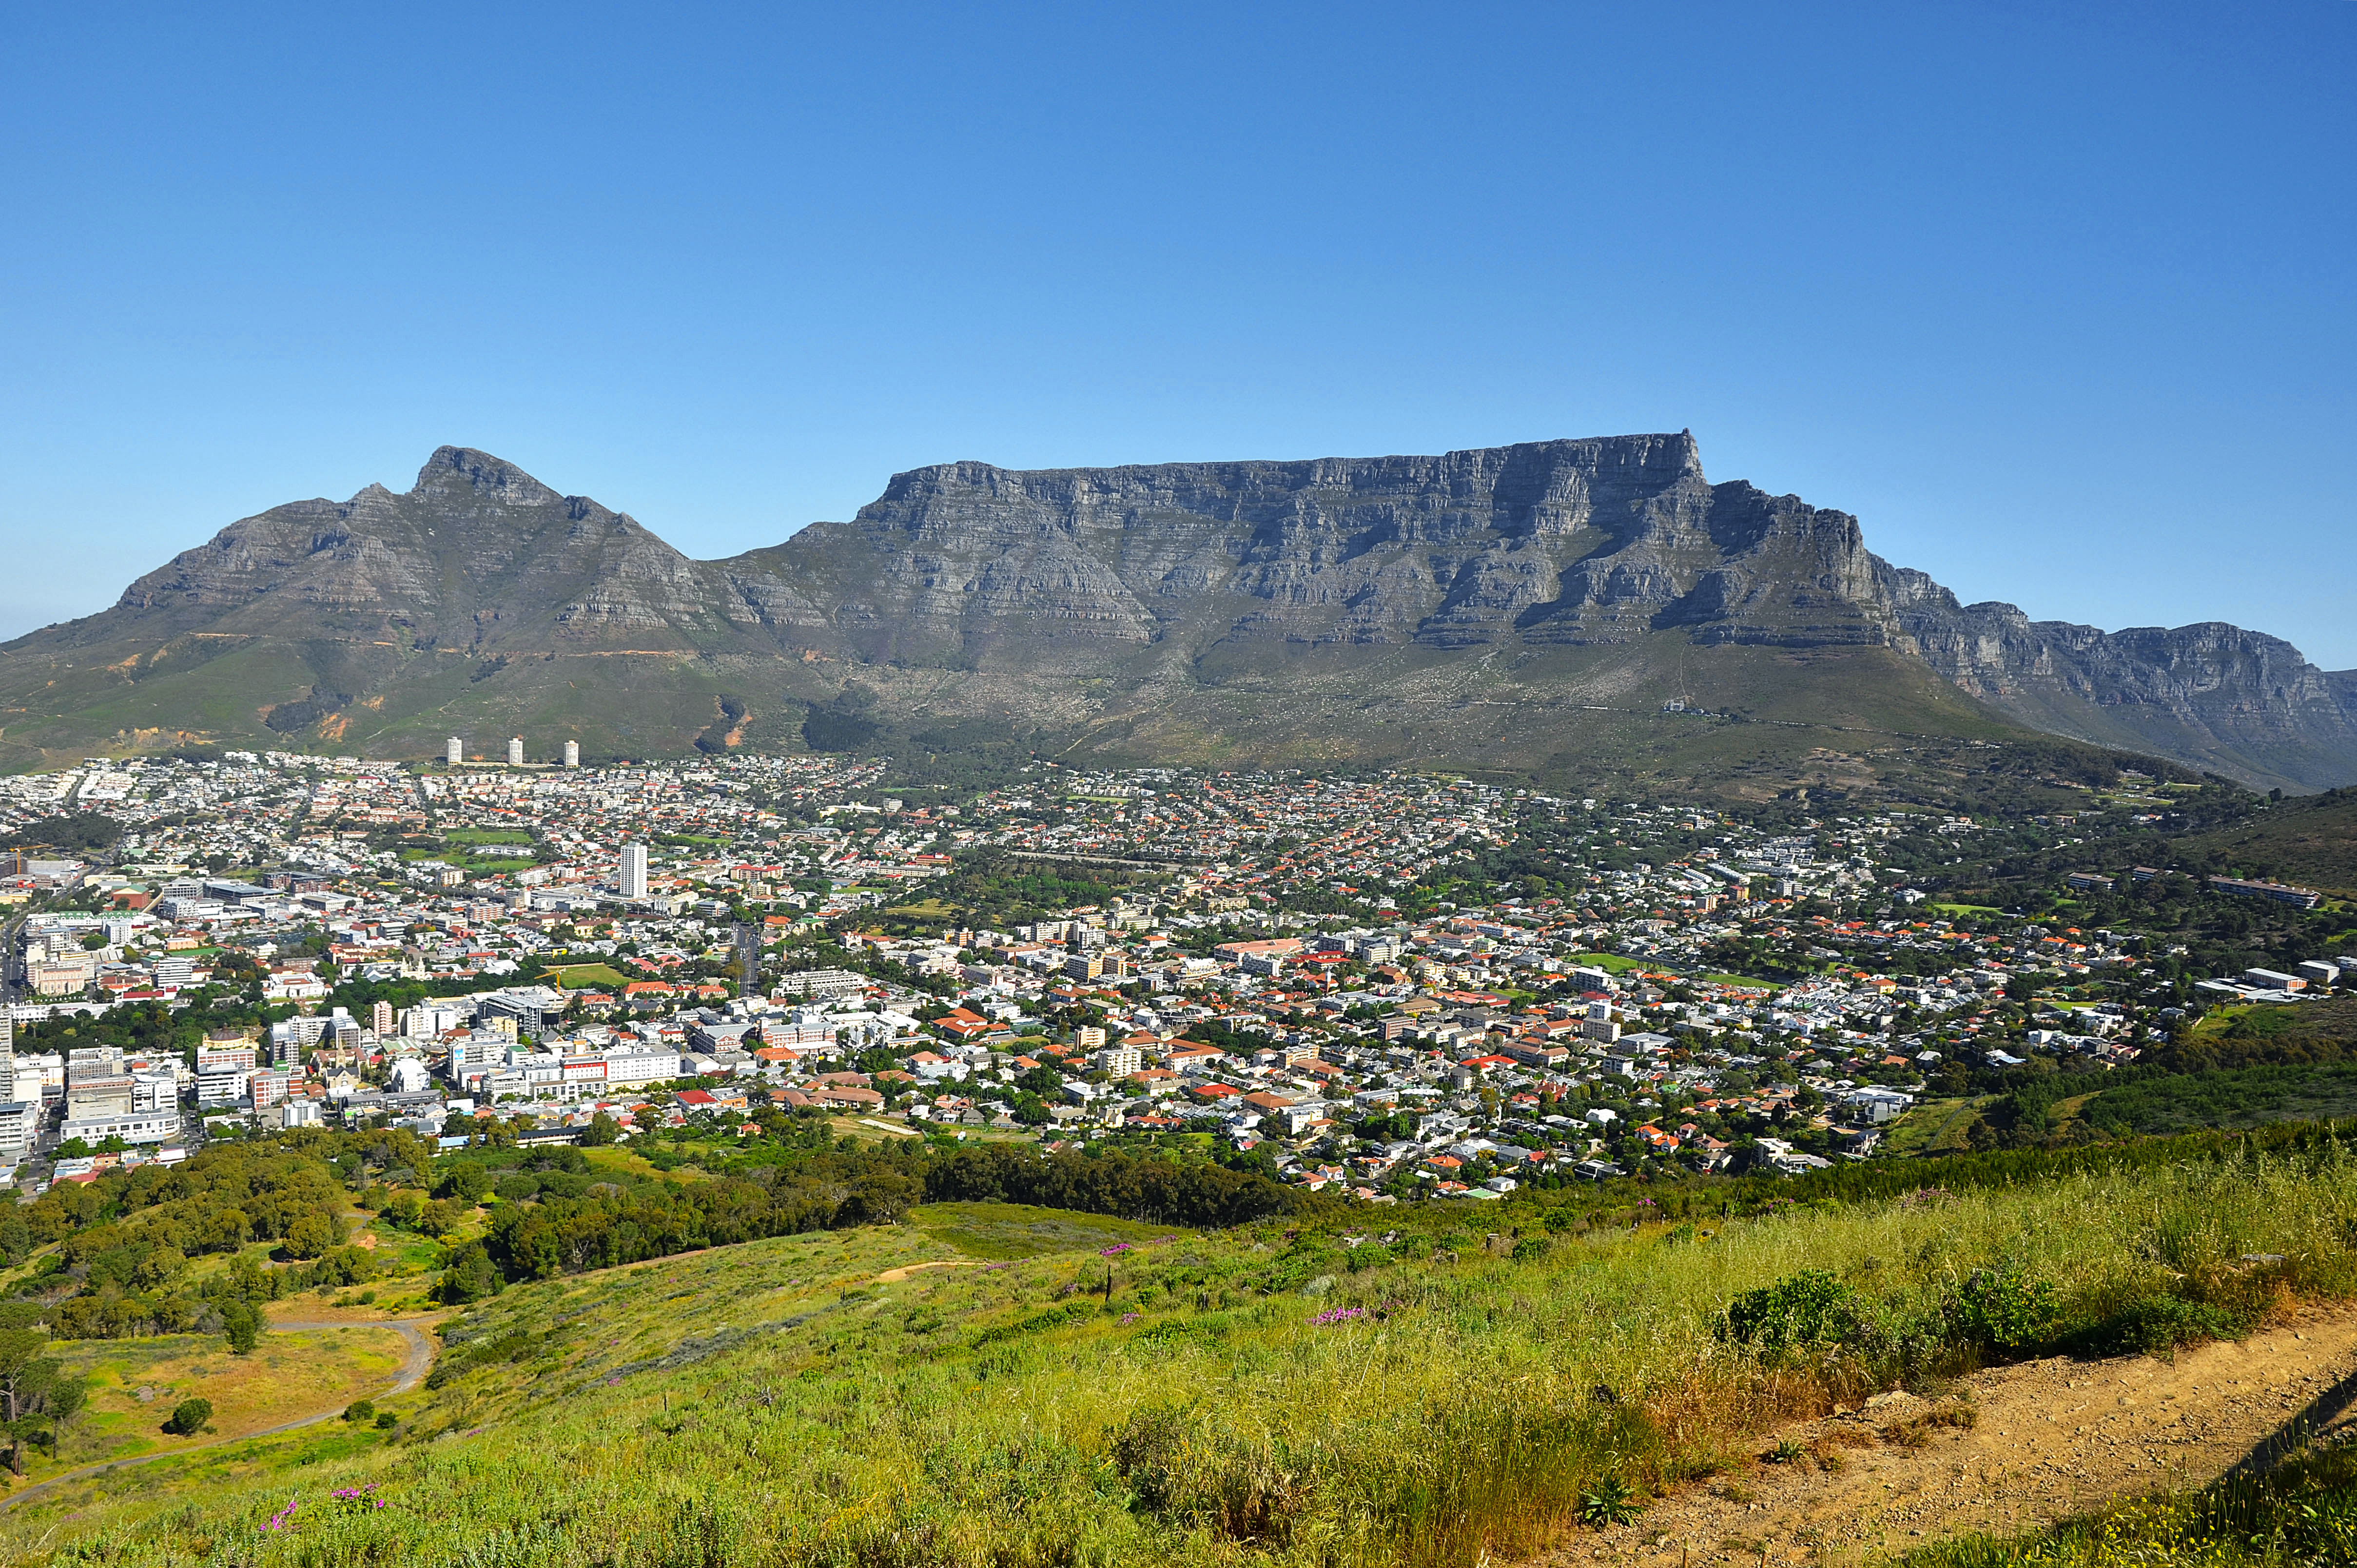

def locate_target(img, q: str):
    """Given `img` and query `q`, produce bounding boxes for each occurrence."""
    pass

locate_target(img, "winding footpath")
[0,1316,439,1514]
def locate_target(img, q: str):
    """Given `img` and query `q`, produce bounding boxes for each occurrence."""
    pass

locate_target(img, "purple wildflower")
[1308,1306,1368,1327]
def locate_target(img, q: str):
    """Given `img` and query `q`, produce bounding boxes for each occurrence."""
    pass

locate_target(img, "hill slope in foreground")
[4,438,2354,794]
[9,1146,2357,1568]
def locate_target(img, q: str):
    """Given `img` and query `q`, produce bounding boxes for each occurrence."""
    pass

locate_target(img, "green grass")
[909,1200,1180,1260]
[442,829,534,846]
[1929,902,2004,916]
[1880,1095,1990,1157]
[542,962,627,989]
[16,1151,2357,1566]
[397,847,537,875]
[1564,951,1649,972]
[1894,1442,2357,1566]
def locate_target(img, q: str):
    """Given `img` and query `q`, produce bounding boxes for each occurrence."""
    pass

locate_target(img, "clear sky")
[3,2,2351,664]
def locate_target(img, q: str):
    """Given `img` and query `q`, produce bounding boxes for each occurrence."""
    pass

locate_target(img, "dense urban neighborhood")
[0,747,2349,1205]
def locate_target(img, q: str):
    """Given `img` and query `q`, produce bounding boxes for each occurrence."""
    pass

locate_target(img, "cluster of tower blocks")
[446,736,581,767]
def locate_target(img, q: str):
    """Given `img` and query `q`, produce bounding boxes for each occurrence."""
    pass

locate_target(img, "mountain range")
[4,434,2352,794]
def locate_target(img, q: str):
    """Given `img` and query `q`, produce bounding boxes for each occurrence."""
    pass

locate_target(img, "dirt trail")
[1547,1305,2357,1567]
[874,1259,989,1283]
[0,1317,439,1514]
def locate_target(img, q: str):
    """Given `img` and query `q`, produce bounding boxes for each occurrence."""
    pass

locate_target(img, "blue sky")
[3,2,2352,663]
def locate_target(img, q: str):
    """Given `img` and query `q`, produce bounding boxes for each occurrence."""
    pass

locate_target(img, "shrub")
[1946,1266,2060,1352]
[493,1174,541,1203]
[2070,1293,2245,1358]
[416,1199,465,1237]
[438,1243,505,1304]
[1511,1235,1551,1262]
[438,1163,494,1205]
[282,1211,337,1260]
[1719,1270,1859,1354]
[161,1397,211,1435]
[342,1399,375,1423]
[221,1301,261,1355]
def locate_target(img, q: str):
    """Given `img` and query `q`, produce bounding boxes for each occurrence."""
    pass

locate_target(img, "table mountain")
[3,437,2350,793]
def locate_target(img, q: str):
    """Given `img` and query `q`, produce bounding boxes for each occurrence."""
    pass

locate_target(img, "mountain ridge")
[4,437,2352,794]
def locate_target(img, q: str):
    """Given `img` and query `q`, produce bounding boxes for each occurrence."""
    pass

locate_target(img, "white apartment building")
[61,1108,179,1146]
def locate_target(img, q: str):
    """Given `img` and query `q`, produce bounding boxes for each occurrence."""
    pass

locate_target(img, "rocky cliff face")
[724,432,1901,660]
[1873,561,2357,790]
[5,436,2353,791]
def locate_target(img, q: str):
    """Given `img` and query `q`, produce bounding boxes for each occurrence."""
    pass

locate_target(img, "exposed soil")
[873,1259,988,1283]
[1544,1305,2357,1567]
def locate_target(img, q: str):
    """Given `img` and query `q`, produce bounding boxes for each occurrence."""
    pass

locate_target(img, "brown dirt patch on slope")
[1542,1304,2357,1567]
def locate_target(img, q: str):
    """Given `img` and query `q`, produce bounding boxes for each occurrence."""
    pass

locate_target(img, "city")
[3,747,2343,1208]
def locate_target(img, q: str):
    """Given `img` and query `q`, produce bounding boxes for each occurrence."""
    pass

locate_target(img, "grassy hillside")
[2164,787,2357,895]
[10,1138,2357,1567]
[0,600,2176,812]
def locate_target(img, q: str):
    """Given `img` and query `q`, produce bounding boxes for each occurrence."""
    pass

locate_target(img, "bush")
[438,1163,494,1205]
[161,1396,211,1435]
[416,1199,465,1237]
[1511,1235,1551,1262]
[2070,1293,2246,1358]
[438,1243,505,1304]
[1947,1266,2060,1352]
[222,1301,261,1355]
[493,1173,541,1203]
[1719,1270,1860,1354]
[342,1399,375,1423]
[283,1211,337,1260]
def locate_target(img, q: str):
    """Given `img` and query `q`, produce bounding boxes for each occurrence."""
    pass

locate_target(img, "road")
[734,920,762,995]
[0,1316,440,1513]
[0,906,29,1007]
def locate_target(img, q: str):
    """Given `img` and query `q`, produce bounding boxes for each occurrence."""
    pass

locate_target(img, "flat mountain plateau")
[6,436,2351,795]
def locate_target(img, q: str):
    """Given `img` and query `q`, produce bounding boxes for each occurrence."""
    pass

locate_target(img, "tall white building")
[0,1010,13,1104]
[563,740,580,768]
[619,842,648,900]
[446,736,464,765]
[507,736,525,766]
